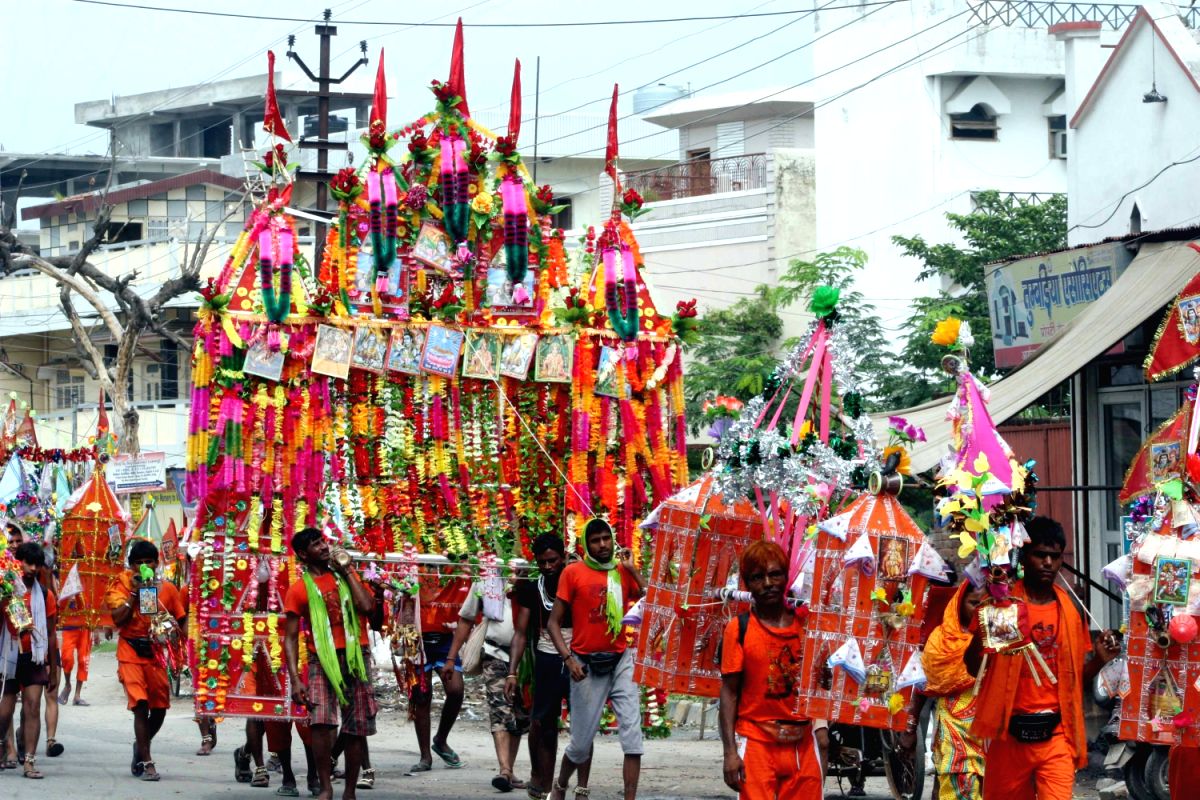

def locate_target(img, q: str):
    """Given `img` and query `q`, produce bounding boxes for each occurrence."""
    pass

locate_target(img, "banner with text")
[106,451,167,495]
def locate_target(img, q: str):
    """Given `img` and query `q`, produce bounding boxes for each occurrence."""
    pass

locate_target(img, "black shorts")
[531,649,571,722]
[421,633,462,674]
[1,653,49,694]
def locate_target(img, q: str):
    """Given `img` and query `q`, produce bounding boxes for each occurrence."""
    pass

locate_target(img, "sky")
[0,0,820,155]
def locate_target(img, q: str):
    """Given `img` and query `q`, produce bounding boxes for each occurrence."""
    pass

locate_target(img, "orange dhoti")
[59,628,93,683]
[739,733,823,800]
[981,732,1075,800]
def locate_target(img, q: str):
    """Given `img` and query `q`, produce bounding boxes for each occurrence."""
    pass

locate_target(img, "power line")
[67,1,905,27]
[1069,146,1200,232]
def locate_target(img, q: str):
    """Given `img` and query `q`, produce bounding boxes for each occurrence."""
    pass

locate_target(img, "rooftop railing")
[968,1,1200,31]
[625,153,767,202]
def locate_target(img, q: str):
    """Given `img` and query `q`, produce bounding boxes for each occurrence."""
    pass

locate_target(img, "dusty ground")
[1,648,1106,799]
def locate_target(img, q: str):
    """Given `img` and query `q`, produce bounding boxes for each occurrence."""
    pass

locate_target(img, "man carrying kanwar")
[719,540,821,800]
[283,527,377,800]
[969,516,1121,800]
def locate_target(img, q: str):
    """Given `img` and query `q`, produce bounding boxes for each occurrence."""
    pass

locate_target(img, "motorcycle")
[1095,671,1170,800]
[827,700,931,800]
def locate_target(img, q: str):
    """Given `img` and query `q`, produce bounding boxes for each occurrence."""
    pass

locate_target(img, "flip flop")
[406,760,432,775]
[234,745,253,783]
[46,739,64,758]
[431,740,463,769]
[492,773,514,792]
[72,698,91,706]
[275,786,301,797]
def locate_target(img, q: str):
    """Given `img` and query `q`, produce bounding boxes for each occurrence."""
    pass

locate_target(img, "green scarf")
[583,554,623,640]
[302,571,367,705]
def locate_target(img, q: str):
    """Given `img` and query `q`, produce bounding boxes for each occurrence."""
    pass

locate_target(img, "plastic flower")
[405,184,428,210]
[471,192,494,215]
[809,286,840,318]
[931,317,963,346]
[883,445,912,475]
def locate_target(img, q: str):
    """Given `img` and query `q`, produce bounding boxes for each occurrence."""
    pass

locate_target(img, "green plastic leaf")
[1161,479,1184,500]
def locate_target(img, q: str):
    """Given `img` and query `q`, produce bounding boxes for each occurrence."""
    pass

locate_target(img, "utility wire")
[67,0,906,27]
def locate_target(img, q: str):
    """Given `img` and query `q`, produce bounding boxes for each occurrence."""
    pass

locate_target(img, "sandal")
[526,789,549,800]
[72,697,91,706]
[131,742,144,777]
[275,785,301,797]
[196,734,215,756]
[140,760,161,782]
[493,773,514,792]
[574,789,591,798]
[234,745,253,783]
[46,738,64,757]
[431,739,463,768]
[406,759,432,775]
[356,767,375,789]
[23,756,43,779]
[512,776,527,789]
[251,765,271,787]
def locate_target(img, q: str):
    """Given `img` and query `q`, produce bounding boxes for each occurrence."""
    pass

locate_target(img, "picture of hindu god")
[878,538,908,581]
[412,222,454,273]
[351,326,388,372]
[1151,442,1181,483]
[979,603,1023,651]
[463,332,500,380]
[1183,300,1200,344]
[499,334,538,379]
[387,330,425,374]
[486,265,535,308]
[311,324,353,379]
[1153,557,1191,605]
[534,336,574,383]
[594,346,622,398]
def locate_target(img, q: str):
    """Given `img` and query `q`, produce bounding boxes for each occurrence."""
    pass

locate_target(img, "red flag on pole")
[1119,398,1191,503]
[263,50,292,142]
[448,18,470,118]
[508,59,522,142]
[605,84,620,190]
[370,49,387,129]
[1144,243,1200,381]
[97,388,110,437]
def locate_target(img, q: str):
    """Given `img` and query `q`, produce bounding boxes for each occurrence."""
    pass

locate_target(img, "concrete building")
[628,88,816,339]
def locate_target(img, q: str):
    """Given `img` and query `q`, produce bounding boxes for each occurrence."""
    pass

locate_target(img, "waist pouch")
[124,637,155,659]
[577,651,622,676]
[755,719,811,743]
[1008,712,1061,743]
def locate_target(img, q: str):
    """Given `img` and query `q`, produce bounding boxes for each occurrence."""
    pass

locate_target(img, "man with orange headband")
[970,517,1120,800]
[719,540,821,800]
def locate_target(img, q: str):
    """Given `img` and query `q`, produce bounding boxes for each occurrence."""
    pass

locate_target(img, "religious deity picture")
[387,328,425,374]
[1150,441,1182,484]
[242,339,285,382]
[876,536,910,582]
[1152,556,1192,606]
[1179,296,1200,344]
[310,324,353,380]
[534,335,574,383]
[485,260,536,310]
[419,324,465,378]
[354,248,376,296]
[462,331,501,380]
[594,345,623,398]
[499,333,538,380]
[978,602,1025,652]
[350,326,389,373]
[411,222,455,273]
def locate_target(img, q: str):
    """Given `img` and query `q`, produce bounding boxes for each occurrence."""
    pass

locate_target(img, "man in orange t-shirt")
[105,539,186,782]
[547,518,645,800]
[970,517,1120,800]
[719,540,820,800]
[0,542,59,779]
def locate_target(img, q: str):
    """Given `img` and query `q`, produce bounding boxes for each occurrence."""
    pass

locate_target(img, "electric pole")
[287,8,368,265]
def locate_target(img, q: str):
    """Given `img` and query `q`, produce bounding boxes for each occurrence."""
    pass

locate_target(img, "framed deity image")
[310,324,353,380]
[242,339,285,382]
[534,335,574,383]
[420,325,466,378]
[499,333,538,380]
[1153,556,1192,606]
[411,222,455,274]
[387,328,425,375]
[462,331,501,380]
[350,326,389,373]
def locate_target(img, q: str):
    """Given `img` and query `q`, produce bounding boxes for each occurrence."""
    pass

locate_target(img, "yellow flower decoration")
[952,530,979,559]
[206,659,218,670]
[882,445,912,476]
[896,602,916,617]
[931,317,962,347]
[470,192,494,215]
[236,559,248,571]
[887,693,905,715]
[870,587,888,603]
[252,702,264,713]
[231,639,243,650]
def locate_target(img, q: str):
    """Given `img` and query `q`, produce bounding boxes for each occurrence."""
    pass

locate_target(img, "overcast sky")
[0,0,819,154]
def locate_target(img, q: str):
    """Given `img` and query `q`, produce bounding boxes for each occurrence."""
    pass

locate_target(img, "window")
[102,221,143,244]
[54,370,85,410]
[159,339,179,401]
[550,197,574,231]
[949,104,998,141]
[1048,116,1067,159]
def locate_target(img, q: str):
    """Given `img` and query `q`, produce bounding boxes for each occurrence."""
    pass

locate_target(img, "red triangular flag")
[370,49,387,129]
[1145,243,1200,381]
[508,59,522,142]
[97,388,110,436]
[1119,398,1191,503]
[13,410,37,450]
[448,18,470,118]
[0,397,16,459]
[605,84,620,190]
[263,51,292,142]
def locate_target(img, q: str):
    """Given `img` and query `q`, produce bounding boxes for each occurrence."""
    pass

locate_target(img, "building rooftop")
[641,87,815,128]
[22,169,242,221]
[472,110,678,162]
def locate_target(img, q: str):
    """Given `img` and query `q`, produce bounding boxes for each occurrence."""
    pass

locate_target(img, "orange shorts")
[117,660,171,710]
[738,731,823,800]
[60,628,93,682]
[982,732,1075,800]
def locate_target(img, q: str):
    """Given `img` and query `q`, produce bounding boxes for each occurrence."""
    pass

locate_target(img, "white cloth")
[30,581,48,665]
[460,582,515,661]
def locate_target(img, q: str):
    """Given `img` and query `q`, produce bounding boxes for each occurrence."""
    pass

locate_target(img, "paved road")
[2,648,1095,799]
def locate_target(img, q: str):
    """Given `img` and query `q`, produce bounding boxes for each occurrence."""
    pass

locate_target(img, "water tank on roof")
[633,84,687,115]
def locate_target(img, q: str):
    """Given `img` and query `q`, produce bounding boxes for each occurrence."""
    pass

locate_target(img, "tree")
[887,191,1068,408]
[0,154,232,453]
[772,246,896,410]
[683,285,785,432]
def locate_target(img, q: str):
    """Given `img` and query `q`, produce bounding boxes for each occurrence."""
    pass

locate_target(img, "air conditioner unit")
[1054,131,1068,159]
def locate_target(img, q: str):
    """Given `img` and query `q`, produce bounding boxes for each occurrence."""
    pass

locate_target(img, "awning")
[875,240,1200,474]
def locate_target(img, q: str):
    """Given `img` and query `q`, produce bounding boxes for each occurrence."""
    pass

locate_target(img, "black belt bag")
[124,637,155,659]
[577,651,622,676]
[1008,712,1061,743]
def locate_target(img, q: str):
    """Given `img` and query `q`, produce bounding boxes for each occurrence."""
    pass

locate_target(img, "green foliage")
[887,192,1068,407]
